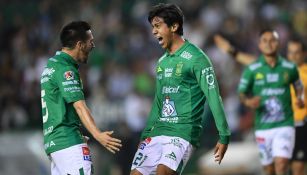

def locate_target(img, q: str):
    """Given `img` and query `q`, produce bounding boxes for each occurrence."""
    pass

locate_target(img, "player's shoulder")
[247,59,262,72]
[280,57,296,70]
[183,42,209,62]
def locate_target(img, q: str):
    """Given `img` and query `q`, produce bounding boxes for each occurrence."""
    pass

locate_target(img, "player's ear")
[171,23,179,33]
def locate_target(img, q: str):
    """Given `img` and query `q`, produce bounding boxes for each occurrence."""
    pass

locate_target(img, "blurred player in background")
[215,33,307,175]
[130,3,230,175]
[40,21,122,175]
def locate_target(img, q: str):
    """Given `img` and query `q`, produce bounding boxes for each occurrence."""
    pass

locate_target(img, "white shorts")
[131,136,194,175]
[255,126,295,166]
[49,143,93,175]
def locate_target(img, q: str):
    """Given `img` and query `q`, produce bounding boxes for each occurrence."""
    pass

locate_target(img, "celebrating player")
[130,3,231,175]
[40,21,122,175]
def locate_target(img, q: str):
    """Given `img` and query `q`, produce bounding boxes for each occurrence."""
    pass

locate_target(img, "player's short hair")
[148,3,184,36]
[60,21,91,48]
[288,37,306,51]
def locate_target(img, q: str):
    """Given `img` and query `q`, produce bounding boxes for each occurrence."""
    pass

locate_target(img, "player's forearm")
[293,79,304,100]
[235,52,256,65]
[208,93,231,144]
[73,100,101,139]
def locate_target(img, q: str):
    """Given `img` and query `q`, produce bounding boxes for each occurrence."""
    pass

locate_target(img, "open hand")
[214,142,228,164]
[95,131,122,154]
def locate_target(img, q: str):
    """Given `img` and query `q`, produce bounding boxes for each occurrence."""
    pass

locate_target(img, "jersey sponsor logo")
[165,68,173,77]
[175,62,183,76]
[261,88,285,96]
[44,141,56,150]
[82,147,92,161]
[138,138,151,150]
[262,97,285,123]
[168,138,183,148]
[62,80,79,86]
[266,73,279,83]
[165,152,177,161]
[42,67,55,77]
[162,86,180,94]
[157,66,163,73]
[64,86,81,92]
[162,97,177,117]
[255,73,264,80]
[206,74,215,89]
[157,74,163,80]
[43,126,53,136]
[180,51,192,60]
[64,71,74,80]
[256,137,265,143]
[201,67,213,75]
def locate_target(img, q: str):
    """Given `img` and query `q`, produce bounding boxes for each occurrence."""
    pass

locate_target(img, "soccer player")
[40,21,122,175]
[215,34,307,175]
[237,29,304,175]
[130,4,231,175]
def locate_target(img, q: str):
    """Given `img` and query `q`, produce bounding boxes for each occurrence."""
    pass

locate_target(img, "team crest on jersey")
[64,71,74,80]
[82,147,92,161]
[175,62,183,76]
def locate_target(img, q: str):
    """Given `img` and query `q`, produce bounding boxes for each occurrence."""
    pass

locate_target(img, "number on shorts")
[133,152,148,166]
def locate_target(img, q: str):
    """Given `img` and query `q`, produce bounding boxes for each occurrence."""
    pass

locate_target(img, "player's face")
[287,42,304,66]
[258,31,279,56]
[151,17,173,50]
[78,30,95,63]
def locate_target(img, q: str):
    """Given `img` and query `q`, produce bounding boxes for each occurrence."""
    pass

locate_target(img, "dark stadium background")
[0,0,306,174]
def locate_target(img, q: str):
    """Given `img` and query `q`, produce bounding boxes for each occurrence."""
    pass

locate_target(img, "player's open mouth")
[158,37,164,45]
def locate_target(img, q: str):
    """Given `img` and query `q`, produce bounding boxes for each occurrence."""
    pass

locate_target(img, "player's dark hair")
[148,3,184,36]
[288,37,306,51]
[259,28,276,37]
[60,21,91,48]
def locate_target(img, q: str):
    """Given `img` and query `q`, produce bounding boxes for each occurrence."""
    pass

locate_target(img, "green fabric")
[238,55,299,130]
[79,167,84,175]
[41,51,84,154]
[141,40,230,147]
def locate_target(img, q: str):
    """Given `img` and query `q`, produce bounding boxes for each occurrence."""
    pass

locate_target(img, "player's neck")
[61,48,78,62]
[168,36,185,54]
[264,54,278,67]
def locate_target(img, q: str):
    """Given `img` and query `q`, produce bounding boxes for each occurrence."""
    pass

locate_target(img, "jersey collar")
[259,54,282,68]
[165,39,190,57]
[55,51,79,67]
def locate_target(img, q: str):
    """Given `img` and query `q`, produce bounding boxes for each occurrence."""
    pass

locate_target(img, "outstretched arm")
[73,100,122,154]
[214,34,257,65]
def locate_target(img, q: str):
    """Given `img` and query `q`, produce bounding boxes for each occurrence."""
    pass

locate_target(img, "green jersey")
[41,51,85,154]
[238,55,299,130]
[141,40,230,147]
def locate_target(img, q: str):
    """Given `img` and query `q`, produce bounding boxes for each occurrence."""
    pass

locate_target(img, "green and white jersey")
[41,51,85,154]
[238,55,299,130]
[141,40,230,147]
